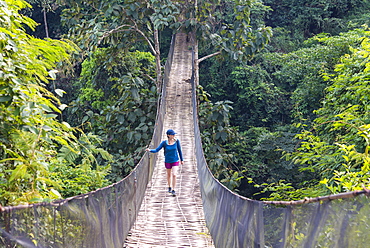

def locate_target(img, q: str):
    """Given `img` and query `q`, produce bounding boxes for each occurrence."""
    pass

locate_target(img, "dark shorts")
[165,161,180,169]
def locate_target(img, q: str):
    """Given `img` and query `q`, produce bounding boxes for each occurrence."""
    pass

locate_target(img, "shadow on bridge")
[1,33,370,248]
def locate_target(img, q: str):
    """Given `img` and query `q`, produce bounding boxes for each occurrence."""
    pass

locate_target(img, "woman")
[146,129,184,196]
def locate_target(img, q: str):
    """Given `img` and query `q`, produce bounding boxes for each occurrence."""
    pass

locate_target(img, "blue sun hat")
[166,129,176,135]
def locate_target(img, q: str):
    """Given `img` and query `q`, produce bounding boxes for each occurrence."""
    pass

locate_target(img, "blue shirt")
[150,139,184,163]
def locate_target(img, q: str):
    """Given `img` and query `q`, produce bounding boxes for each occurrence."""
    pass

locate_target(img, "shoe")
[168,187,172,193]
[171,190,176,196]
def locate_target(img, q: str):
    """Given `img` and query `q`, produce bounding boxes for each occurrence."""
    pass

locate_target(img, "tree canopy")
[0,0,111,206]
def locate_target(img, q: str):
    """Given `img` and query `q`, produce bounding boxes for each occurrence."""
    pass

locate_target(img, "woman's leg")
[166,168,172,188]
[171,165,178,189]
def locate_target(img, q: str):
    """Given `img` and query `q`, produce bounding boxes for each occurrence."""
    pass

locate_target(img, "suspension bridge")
[124,33,213,247]
[1,33,370,248]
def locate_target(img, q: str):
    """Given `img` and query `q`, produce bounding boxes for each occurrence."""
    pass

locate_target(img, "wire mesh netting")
[0,35,176,248]
[1,156,153,248]
[190,47,370,248]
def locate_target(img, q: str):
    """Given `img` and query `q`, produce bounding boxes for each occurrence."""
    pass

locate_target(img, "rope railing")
[1,153,154,248]
[190,48,370,247]
[263,187,370,206]
[0,35,177,248]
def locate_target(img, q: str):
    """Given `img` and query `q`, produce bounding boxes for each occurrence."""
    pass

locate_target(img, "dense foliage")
[0,0,111,206]
[65,48,158,181]
[287,34,370,194]
[200,26,370,199]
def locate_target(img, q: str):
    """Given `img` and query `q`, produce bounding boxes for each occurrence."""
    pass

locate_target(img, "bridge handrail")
[190,47,370,247]
[0,35,177,248]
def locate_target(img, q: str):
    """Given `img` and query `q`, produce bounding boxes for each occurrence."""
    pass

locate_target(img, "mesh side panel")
[190,49,370,248]
[191,76,263,247]
[0,156,152,247]
[0,35,177,248]
[0,33,178,248]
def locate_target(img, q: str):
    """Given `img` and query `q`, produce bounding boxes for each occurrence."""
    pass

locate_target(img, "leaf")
[49,188,62,199]
[59,104,68,110]
[62,122,71,128]
[55,89,65,97]
[9,164,28,182]
[45,114,58,118]
[48,70,58,80]
[0,96,12,102]
[117,114,125,124]
[82,115,89,123]
[42,125,53,131]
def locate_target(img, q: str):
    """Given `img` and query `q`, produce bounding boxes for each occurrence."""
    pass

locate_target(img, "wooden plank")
[124,33,214,247]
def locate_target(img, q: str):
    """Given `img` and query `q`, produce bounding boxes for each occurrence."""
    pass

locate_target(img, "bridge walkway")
[124,33,214,247]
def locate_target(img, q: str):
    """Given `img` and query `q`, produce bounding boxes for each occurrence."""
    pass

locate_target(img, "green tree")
[198,86,245,190]
[199,26,370,200]
[59,0,180,89]
[0,0,110,205]
[263,29,367,122]
[66,48,157,181]
[27,0,57,38]
[263,0,370,39]
[228,65,289,129]
[58,0,272,89]
[201,29,365,131]
[193,0,272,61]
[244,30,370,200]
[286,31,370,196]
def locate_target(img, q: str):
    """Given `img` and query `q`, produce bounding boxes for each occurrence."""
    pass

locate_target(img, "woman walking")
[146,129,184,196]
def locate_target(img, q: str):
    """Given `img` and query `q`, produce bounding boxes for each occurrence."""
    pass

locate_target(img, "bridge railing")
[0,35,177,248]
[190,48,370,248]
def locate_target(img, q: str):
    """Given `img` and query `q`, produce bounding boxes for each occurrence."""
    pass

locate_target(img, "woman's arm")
[147,141,165,153]
[177,140,184,162]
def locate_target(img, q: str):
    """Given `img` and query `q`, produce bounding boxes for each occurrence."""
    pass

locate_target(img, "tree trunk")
[153,29,162,93]
[192,31,199,88]
[43,8,49,38]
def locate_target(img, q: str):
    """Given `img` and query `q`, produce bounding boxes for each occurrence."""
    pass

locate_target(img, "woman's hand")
[145,148,150,152]
[181,161,184,165]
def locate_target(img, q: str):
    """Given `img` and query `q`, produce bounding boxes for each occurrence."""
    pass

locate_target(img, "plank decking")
[124,33,214,247]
